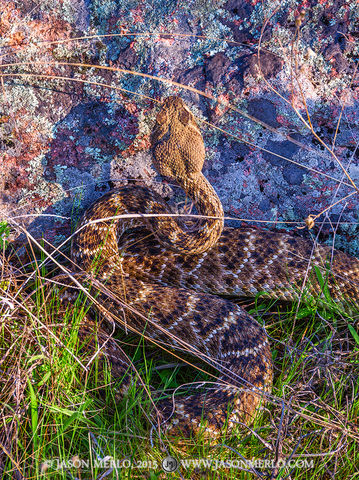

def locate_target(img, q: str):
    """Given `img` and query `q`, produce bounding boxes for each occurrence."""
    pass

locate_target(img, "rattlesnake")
[71,96,359,437]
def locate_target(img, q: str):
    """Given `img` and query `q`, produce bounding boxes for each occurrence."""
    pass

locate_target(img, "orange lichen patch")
[8,31,26,47]
[1,2,72,49]
[27,15,73,44]
[0,2,18,35]
[125,102,138,115]
[131,5,145,24]
[214,94,230,117]
[0,102,51,196]
[25,192,50,210]
[2,157,29,190]
[122,134,151,158]
[157,34,175,47]
[136,135,151,151]
[276,114,291,128]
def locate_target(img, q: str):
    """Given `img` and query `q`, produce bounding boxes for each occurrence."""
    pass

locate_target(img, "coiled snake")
[71,96,359,437]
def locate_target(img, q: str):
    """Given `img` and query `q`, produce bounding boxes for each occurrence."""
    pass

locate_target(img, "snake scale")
[71,96,359,437]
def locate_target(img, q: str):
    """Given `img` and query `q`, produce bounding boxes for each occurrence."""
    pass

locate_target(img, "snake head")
[151,96,205,183]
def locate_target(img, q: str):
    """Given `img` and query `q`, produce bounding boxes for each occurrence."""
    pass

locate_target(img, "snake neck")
[183,172,224,238]
[150,173,224,256]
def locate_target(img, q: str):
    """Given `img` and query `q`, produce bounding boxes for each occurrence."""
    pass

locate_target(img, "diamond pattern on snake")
[71,96,359,437]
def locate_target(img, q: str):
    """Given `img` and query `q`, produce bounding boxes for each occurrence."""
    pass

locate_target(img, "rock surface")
[1,0,359,253]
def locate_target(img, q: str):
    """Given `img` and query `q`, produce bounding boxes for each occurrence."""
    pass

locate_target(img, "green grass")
[1,233,359,479]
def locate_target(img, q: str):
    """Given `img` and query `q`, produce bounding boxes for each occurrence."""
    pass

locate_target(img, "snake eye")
[178,107,190,126]
[156,109,167,125]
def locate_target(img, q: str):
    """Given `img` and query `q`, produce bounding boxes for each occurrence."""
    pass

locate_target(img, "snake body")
[71,97,359,436]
